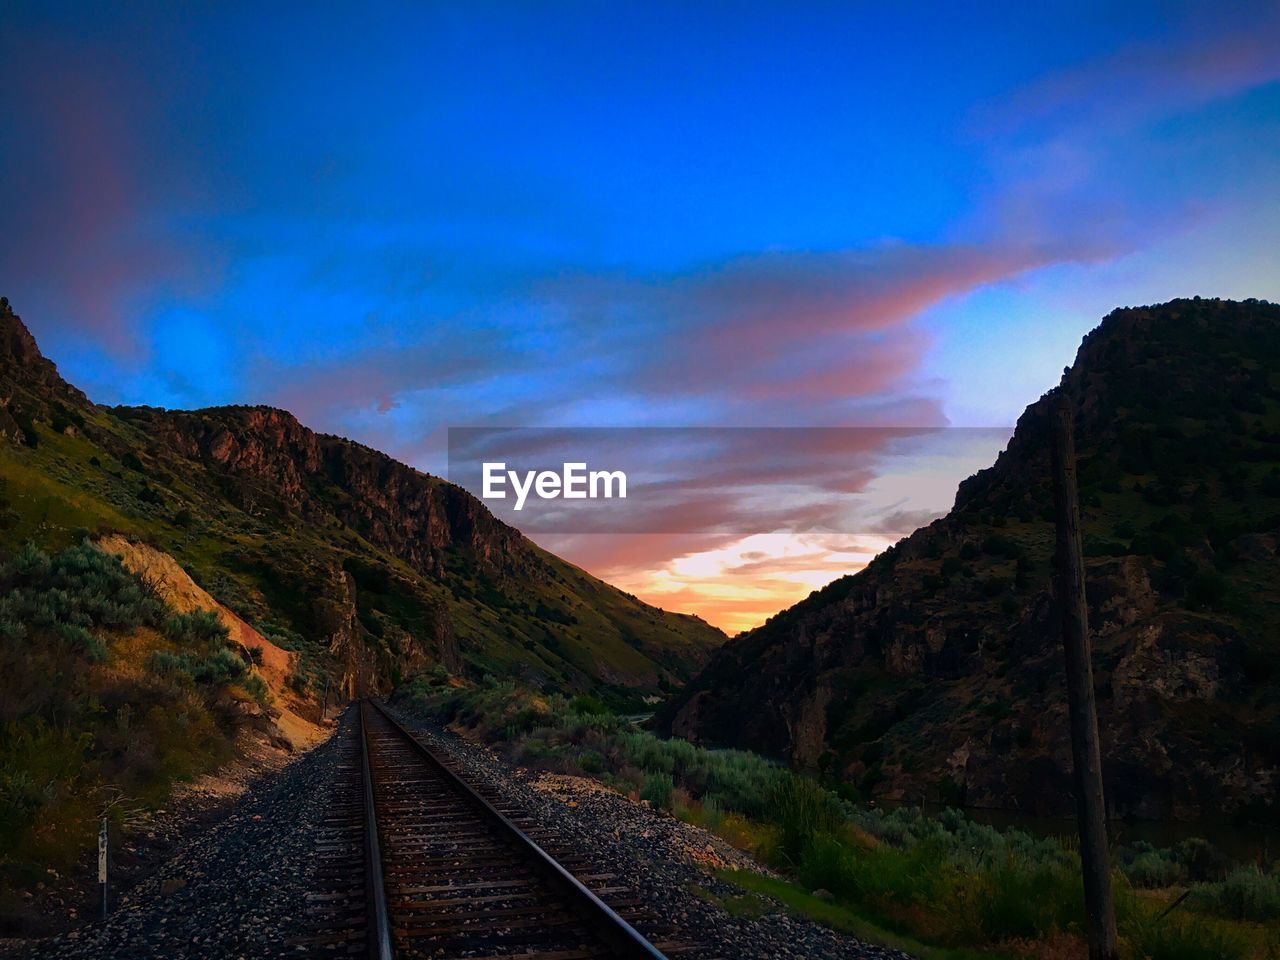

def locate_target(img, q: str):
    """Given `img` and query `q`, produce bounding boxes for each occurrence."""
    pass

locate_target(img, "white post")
[98,816,108,919]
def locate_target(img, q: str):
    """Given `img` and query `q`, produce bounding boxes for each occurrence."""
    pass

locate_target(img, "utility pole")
[1050,394,1118,960]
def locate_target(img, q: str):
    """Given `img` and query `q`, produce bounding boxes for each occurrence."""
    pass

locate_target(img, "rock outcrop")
[0,299,725,706]
[658,298,1280,821]
[125,404,526,576]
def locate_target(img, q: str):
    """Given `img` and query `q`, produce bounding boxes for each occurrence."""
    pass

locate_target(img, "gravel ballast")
[386,703,914,960]
[5,719,351,960]
[7,704,915,959]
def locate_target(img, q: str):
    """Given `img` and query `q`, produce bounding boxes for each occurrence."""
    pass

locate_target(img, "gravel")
[386,703,915,960]
[5,719,351,960]
[6,705,916,960]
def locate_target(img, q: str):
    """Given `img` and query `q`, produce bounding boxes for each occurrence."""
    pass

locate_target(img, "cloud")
[980,13,1280,137]
[257,328,510,425]
[260,236,1098,435]
[449,424,982,537]
[0,32,217,354]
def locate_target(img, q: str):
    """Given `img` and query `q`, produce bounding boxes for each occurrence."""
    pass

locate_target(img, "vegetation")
[656,299,1280,827]
[0,542,270,911]
[0,327,721,706]
[397,678,1280,959]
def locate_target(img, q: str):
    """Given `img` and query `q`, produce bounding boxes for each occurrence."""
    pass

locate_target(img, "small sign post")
[98,816,108,919]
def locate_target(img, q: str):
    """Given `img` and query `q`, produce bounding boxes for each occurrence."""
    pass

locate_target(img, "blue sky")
[2,2,1277,628]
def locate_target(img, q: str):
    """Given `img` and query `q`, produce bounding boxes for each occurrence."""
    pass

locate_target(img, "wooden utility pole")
[1050,394,1119,960]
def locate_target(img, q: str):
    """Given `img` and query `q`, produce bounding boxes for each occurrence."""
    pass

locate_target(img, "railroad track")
[300,700,680,959]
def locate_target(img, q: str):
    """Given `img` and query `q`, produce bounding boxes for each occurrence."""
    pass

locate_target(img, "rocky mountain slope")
[0,298,723,705]
[658,298,1280,822]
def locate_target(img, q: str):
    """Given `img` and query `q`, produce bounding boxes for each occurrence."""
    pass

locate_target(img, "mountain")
[657,297,1280,822]
[0,298,723,705]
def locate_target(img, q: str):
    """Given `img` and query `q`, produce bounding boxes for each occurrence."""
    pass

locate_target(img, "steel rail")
[368,698,668,960]
[359,701,396,960]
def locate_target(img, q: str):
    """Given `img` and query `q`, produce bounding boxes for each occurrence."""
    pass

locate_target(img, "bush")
[391,678,1271,958]
[766,776,842,865]
[968,854,1083,940]
[164,610,229,647]
[640,773,674,810]
[1173,837,1227,882]
[243,673,271,707]
[567,694,608,715]
[577,749,605,774]
[195,648,247,684]
[0,545,241,882]
[1121,906,1249,960]
[148,648,246,685]
[1124,849,1188,888]
[58,623,106,662]
[797,834,859,898]
[148,650,195,678]
[1186,866,1280,921]
[0,541,167,656]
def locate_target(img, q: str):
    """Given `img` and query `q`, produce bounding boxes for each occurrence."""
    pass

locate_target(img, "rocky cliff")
[658,298,1280,822]
[0,300,724,704]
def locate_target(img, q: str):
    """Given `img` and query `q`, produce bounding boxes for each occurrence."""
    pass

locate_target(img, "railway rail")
[301,700,679,959]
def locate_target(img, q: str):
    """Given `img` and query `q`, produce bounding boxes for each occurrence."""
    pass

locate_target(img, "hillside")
[657,297,1280,823]
[0,298,724,706]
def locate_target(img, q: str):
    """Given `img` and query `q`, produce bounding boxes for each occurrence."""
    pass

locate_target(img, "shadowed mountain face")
[657,298,1280,822]
[0,298,723,704]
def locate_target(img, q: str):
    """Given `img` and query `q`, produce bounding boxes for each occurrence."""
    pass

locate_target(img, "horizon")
[3,3,1279,631]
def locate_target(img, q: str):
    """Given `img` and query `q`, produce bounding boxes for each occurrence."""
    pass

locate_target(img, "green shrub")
[0,542,167,658]
[193,648,247,684]
[1173,837,1227,882]
[766,776,842,865]
[577,749,605,774]
[1124,849,1188,888]
[699,796,724,832]
[148,649,196,679]
[58,623,106,662]
[1121,906,1249,960]
[391,677,1268,958]
[0,720,92,850]
[0,544,245,885]
[147,648,246,685]
[567,694,608,715]
[518,739,554,764]
[968,854,1083,940]
[797,834,859,898]
[640,773,674,810]
[1186,866,1280,921]
[163,610,229,647]
[243,673,270,707]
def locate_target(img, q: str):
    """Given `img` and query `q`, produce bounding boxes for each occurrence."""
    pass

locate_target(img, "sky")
[2,2,1278,632]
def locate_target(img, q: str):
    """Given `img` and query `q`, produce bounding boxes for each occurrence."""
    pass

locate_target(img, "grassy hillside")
[0,299,723,708]
[0,541,283,928]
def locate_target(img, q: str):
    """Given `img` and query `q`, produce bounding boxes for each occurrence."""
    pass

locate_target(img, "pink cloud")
[978,15,1280,136]
[0,35,215,354]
